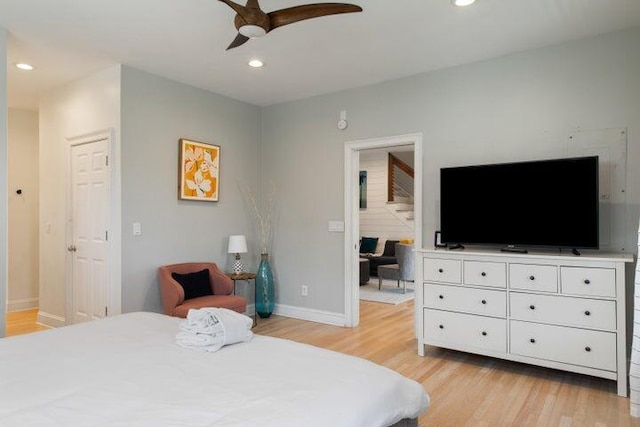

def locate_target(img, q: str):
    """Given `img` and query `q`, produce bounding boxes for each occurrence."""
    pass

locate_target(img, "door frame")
[343,133,423,327]
[65,129,121,323]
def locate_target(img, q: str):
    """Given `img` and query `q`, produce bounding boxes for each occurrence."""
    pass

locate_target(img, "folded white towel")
[180,308,223,335]
[176,331,224,353]
[213,308,253,346]
[177,308,253,353]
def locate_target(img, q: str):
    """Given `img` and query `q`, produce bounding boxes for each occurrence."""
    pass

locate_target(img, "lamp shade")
[228,235,248,254]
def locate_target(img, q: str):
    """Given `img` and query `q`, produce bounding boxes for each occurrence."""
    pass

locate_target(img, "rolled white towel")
[176,308,253,353]
[213,308,253,346]
[176,331,224,353]
[180,308,223,335]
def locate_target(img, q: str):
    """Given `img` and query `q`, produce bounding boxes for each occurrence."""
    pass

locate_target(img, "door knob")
[67,245,77,252]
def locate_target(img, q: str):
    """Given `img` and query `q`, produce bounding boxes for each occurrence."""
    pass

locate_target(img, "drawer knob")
[529,275,535,281]
[481,272,487,277]
[438,268,444,273]
[584,310,591,316]
[585,346,591,352]
[584,279,591,285]
[439,295,444,300]
[439,324,444,329]
[530,338,536,344]
[529,305,535,310]
[481,299,487,305]
[481,331,487,336]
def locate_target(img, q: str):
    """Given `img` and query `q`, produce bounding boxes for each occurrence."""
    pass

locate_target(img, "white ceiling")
[2,0,640,111]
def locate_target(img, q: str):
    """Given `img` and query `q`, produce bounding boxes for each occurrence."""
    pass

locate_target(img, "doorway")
[343,133,423,328]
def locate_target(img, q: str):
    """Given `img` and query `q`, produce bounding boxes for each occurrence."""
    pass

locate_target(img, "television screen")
[440,156,599,250]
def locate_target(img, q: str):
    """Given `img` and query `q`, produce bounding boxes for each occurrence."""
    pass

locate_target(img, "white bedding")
[0,312,429,426]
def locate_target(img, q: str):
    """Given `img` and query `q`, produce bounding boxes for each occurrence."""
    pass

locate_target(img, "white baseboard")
[272,303,346,326]
[36,305,342,328]
[37,311,66,328]
[7,297,38,312]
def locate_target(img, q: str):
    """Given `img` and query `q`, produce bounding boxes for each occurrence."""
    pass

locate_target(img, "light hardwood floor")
[7,303,640,426]
[6,308,50,336]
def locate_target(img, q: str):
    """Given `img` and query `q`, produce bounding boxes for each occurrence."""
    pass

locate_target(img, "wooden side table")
[226,272,257,326]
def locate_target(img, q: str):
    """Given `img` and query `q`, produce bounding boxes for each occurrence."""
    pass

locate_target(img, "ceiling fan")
[217,0,363,50]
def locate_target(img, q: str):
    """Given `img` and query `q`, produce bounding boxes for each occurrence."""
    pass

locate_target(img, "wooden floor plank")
[5,308,50,336]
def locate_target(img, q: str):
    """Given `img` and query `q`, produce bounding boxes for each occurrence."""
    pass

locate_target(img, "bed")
[0,312,429,426]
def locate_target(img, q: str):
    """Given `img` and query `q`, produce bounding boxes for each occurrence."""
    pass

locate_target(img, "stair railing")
[388,153,414,202]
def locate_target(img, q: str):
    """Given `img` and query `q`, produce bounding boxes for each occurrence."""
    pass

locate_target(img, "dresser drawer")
[424,258,461,284]
[425,309,506,353]
[510,320,616,371]
[561,267,616,298]
[424,284,506,317]
[464,261,507,288]
[510,293,616,330]
[510,264,558,293]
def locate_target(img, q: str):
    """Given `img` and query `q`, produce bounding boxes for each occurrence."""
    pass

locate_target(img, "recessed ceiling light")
[453,0,476,6]
[15,63,34,71]
[248,59,264,68]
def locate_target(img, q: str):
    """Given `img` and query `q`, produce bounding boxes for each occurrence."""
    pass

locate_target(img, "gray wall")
[261,27,640,315]
[0,28,7,336]
[120,67,260,313]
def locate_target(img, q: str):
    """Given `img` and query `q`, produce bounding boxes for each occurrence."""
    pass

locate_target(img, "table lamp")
[228,235,248,275]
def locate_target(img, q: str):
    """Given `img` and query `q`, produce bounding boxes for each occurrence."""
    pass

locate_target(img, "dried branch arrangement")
[241,182,275,254]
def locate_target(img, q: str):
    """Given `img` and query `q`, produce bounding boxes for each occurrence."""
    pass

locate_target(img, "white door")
[69,137,110,324]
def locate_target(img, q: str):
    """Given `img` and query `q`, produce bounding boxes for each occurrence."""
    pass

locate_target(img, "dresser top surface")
[418,247,633,263]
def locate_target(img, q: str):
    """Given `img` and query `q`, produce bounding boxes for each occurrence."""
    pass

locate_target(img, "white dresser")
[418,248,633,396]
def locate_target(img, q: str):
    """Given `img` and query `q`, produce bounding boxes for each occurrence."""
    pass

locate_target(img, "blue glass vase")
[255,253,275,318]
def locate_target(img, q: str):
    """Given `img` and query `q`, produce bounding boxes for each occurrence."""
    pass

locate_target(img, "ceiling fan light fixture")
[238,25,267,38]
[453,0,476,6]
[248,59,264,68]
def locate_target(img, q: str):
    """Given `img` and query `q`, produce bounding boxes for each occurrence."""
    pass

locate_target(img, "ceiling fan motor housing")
[234,11,270,35]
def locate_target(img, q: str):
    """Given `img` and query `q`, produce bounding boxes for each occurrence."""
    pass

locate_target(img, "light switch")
[133,222,142,236]
[328,221,345,232]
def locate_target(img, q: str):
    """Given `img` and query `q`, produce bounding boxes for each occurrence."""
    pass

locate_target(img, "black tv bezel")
[439,155,600,251]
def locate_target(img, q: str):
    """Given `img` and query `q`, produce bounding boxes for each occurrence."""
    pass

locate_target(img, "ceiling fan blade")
[245,0,261,10]
[227,33,250,50]
[268,3,362,31]
[218,0,249,18]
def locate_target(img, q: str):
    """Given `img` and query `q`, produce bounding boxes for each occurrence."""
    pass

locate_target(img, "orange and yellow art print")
[178,139,220,201]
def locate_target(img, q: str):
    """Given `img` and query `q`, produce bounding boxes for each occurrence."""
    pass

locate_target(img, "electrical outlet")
[301,285,308,297]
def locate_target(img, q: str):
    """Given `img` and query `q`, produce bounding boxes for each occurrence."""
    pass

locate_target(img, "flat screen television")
[439,155,599,251]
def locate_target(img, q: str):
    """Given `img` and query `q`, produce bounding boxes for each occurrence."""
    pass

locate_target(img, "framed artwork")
[359,171,367,209]
[178,138,220,201]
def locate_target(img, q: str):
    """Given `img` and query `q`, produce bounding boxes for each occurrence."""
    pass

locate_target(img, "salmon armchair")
[158,262,247,318]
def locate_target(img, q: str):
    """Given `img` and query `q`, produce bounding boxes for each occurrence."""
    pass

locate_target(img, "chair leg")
[402,280,406,294]
[379,276,382,290]
[397,280,400,288]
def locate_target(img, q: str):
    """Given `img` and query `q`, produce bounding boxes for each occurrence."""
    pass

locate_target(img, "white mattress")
[0,312,429,426]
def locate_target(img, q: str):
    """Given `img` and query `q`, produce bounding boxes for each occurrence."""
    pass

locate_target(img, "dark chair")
[362,239,399,276]
[359,258,370,285]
